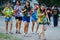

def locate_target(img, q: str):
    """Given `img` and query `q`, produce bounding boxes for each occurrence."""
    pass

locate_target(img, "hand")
[22,9,26,13]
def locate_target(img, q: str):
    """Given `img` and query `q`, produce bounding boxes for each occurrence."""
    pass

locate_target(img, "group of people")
[2,0,59,40]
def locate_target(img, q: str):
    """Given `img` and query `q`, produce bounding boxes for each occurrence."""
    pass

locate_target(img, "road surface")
[0,16,60,40]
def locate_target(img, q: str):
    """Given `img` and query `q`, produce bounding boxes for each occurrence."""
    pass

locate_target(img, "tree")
[37,0,60,7]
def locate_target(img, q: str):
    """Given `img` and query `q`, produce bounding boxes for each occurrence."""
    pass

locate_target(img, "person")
[13,0,16,6]
[2,2,13,34]
[36,4,49,40]
[31,3,39,33]
[14,1,23,34]
[46,7,52,25]
[52,5,59,27]
[22,1,31,35]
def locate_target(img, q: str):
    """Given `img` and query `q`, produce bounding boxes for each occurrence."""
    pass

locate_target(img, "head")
[52,4,58,9]
[6,2,10,8]
[16,1,21,6]
[40,4,46,12]
[25,1,30,7]
[34,3,39,10]
[41,5,45,10]
[46,7,51,13]
[54,5,58,9]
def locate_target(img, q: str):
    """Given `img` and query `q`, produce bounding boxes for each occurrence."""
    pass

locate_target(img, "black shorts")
[15,16,22,20]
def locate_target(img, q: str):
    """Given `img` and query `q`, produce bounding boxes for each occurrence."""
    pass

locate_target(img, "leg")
[24,22,29,34]
[26,22,29,34]
[18,20,22,33]
[10,21,13,33]
[32,21,35,32]
[56,17,58,26]
[39,25,47,39]
[16,19,18,33]
[53,17,57,27]
[36,23,39,32]
[5,21,8,33]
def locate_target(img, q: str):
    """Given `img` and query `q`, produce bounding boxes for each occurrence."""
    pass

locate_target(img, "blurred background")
[0,0,60,16]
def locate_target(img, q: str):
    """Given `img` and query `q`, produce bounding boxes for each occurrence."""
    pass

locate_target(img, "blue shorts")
[5,17,12,22]
[23,16,30,22]
[31,16,37,22]
[31,16,38,22]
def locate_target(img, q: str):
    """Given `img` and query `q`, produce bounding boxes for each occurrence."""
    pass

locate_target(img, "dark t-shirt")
[23,6,31,17]
[52,8,59,17]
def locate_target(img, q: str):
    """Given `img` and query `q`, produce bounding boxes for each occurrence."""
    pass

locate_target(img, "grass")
[0,33,22,40]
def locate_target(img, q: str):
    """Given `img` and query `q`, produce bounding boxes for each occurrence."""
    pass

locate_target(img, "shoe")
[18,32,21,34]
[16,30,18,34]
[42,38,46,40]
[6,32,8,34]
[9,32,13,34]
[24,33,28,37]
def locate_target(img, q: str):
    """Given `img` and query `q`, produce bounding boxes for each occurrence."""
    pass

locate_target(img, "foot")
[35,32,39,34]
[16,30,18,34]
[39,35,41,39]
[42,38,46,40]
[18,32,21,34]
[32,32,35,34]
[24,33,28,37]
[9,32,13,34]
[41,37,46,40]
[6,32,8,34]
[54,26,57,27]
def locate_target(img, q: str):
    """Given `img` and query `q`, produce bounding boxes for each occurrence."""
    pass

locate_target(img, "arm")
[2,8,6,16]
[14,6,19,12]
[22,9,26,13]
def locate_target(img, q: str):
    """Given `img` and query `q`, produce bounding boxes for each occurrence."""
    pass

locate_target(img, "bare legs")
[24,22,29,34]
[5,21,12,34]
[16,19,22,34]
[39,25,47,40]
[32,21,35,32]
[6,22,8,33]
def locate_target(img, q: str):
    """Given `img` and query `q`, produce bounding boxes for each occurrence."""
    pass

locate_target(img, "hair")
[16,0,21,5]
[39,4,45,13]
[6,1,10,5]
[54,4,57,7]
[25,1,30,7]
[47,7,51,11]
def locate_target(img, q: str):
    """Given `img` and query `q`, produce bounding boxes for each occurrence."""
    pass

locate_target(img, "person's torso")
[23,6,31,17]
[37,9,46,23]
[5,7,13,17]
[52,9,58,16]
[14,5,23,17]
[32,10,38,18]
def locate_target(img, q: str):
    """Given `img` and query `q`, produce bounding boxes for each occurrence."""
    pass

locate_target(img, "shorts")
[38,23,48,27]
[31,16,37,22]
[23,16,30,22]
[15,16,22,20]
[5,17,12,22]
[39,22,48,25]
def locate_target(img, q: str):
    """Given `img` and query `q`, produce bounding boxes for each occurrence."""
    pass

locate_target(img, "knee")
[42,27,47,31]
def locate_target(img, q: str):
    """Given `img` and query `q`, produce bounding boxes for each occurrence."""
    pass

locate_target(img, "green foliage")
[0,33,22,40]
[37,0,60,7]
